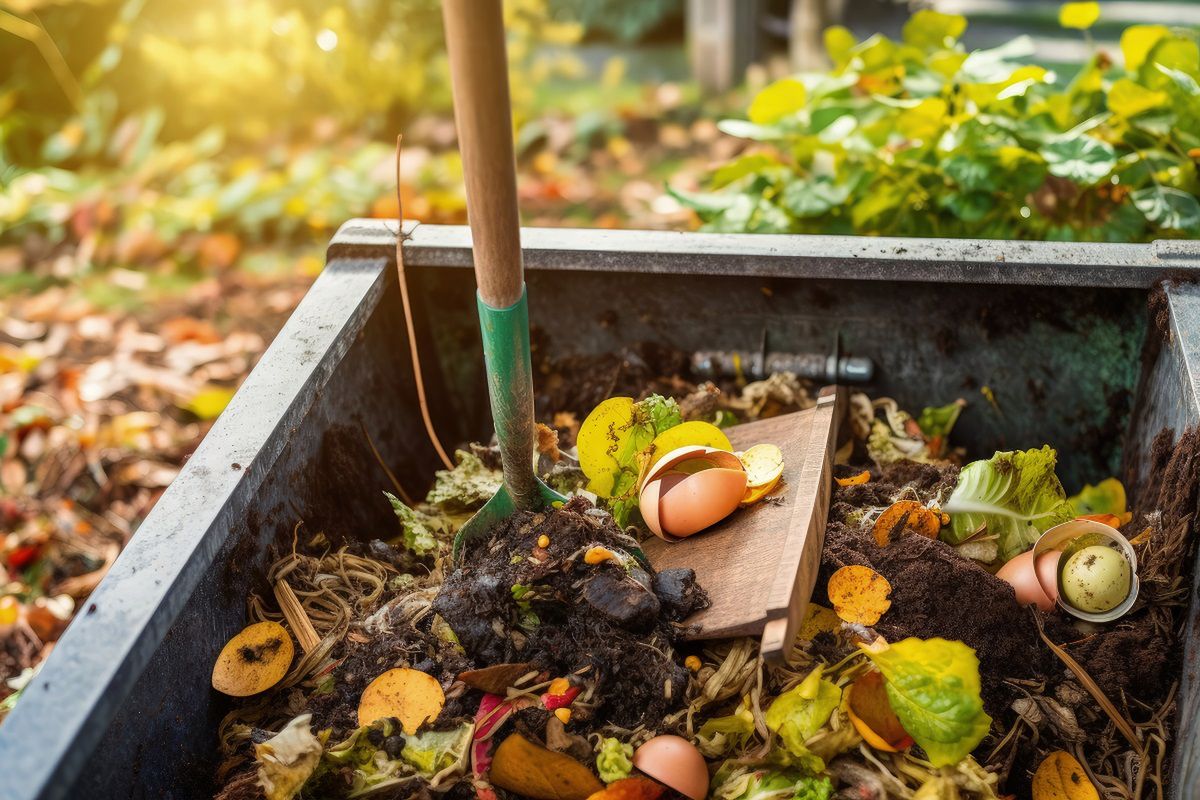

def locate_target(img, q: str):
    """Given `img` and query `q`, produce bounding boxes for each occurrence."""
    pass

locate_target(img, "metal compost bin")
[2,222,1200,800]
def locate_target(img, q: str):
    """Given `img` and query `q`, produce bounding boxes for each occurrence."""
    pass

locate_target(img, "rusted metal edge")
[330,218,1200,290]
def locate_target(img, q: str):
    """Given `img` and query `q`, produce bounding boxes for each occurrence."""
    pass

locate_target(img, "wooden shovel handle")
[442,0,524,309]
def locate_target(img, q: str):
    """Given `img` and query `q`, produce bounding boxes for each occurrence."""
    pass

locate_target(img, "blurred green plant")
[671,7,1200,241]
[550,0,681,43]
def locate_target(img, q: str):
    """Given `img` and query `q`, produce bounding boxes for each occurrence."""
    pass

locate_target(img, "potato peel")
[740,473,782,506]
[872,500,942,547]
[357,667,446,734]
[835,469,871,487]
[738,443,784,489]
[827,565,893,625]
[211,620,295,697]
[490,732,604,800]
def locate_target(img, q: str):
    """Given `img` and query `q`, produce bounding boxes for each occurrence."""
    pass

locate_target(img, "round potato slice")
[739,443,784,489]
[212,620,294,697]
[358,668,446,733]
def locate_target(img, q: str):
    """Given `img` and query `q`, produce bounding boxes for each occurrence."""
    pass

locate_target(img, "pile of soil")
[434,495,708,729]
[816,462,1048,718]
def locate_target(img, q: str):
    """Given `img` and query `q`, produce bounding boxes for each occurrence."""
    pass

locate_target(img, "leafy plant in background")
[549,0,681,43]
[672,5,1200,241]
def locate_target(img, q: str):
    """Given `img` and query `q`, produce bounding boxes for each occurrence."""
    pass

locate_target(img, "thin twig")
[395,135,454,471]
[360,419,415,505]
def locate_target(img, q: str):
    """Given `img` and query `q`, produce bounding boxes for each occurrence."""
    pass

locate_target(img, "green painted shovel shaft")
[452,288,566,560]
[477,288,537,509]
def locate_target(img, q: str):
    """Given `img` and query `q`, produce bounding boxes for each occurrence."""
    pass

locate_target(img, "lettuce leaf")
[255,714,322,800]
[385,493,440,556]
[859,638,991,768]
[697,697,757,757]
[1068,477,1128,518]
[764,666,841,759]
[710,762,833,800]
[942,446,1074,562]
[425,450,502,511]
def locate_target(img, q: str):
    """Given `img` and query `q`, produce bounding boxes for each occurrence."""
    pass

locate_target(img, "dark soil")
[817,461,1048,719]
[434,496,707,730]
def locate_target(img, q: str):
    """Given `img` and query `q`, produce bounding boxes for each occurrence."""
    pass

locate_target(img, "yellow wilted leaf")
[748,78,807,125]
[827,565,893,625]
[1032,751,1100,800]
[846,670,913,752]
[798,603,842,640]
[824,26,857,68]
[358,668,445,734]
[212,621,295,697]
[896,98,947,142]
[873,500,941,546]
[648,421,733,470]
[577,397,637,497]
[184,386,236,420]
[1059,2,1100,31]
[490,733,604,800]
[1121,25,1169,71]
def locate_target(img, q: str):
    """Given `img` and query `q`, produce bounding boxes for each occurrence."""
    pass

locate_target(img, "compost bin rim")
[331,218,1200,290]
[0,258,392,800]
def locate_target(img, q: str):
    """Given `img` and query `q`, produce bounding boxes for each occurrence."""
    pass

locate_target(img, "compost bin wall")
[1,222,1198,800]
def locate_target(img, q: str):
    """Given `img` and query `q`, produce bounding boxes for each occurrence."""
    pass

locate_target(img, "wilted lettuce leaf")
[859,637,991,768]
[425,450,502,511]
[1068,477,1128,517]
[401,724,472,775]
[763,666,841,759]
[697,698,756,757]
[385,493,440,556]
[255,714,322,800]
[709,761,834,800]
[942,446,1074,561]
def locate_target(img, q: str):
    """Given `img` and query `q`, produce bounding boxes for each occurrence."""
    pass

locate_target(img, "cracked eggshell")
[640,446,743,490]
[655,467,747,538]
[997,550,1058,611]
[632,735,709,800]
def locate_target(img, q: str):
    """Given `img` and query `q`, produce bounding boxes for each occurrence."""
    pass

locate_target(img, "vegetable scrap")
[209,372,1198,800]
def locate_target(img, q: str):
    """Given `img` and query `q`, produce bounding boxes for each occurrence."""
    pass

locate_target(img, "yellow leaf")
[798,603,841,640]
[748,78,807,125]
[358,668,445,733]
[647,421,733,470]
[1108,78,1168,117]
[212,621,294,696]
[1032,751,1100,800]
[184,386,236,420]
[577,397,637,497]
[896,98,947,142]
[824,26,857,68]
[1121,25,1169,71]
[600,57,626,89]
[1059,2,1100,30]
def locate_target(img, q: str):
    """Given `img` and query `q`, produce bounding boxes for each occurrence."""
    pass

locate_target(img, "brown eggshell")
[1033,550,1062,604]
[656,468,748,538]
[640,472,687,538]
[632,735,709,800]
[996,550,1054,611]
[641,446,743,491]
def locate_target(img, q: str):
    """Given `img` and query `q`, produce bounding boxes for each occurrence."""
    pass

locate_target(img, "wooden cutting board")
[641,386,845,663]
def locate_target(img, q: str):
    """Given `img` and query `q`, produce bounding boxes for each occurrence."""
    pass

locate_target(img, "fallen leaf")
[798,603,841,640]
[1032,750,1100,800]
[184,386,236,420]
[458,662,535,695]
[212,621,295,697]
[490,732,604,800]
[358,668,446,733]
[873,500,941,546]
[827,565,893,625]
[846,670,913,752]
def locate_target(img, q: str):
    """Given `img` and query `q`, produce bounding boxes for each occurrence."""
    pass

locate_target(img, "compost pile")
[210,355,1198,800]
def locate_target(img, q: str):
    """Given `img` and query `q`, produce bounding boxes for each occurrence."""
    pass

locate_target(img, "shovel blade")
[453,478,566,562]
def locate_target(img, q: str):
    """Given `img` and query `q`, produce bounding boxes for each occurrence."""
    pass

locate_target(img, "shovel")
[442,0,565,561]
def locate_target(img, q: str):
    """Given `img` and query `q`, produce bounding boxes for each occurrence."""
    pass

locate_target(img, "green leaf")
[1121,25,1169,72]
[960,36,1035,83]
[401,724,472,775]
[781,177,851,218]
[902,10,966,50]
[1107,79,1168,118]
[1040,137,1117,185]
[637,394,682,436]
[940,191,993,223]
[1059,2,1100,31]
[716,119,785,141]
[709,763,833,800]
[1155,64,1200,97]
[712,154,782,189]
[1132,185,1200,230]
[749,78,808,125]
[859,638,992,768]
[917,400,965,439]
[942,155,996,192]
[943,446,1075,561]
[425,450,503,511]
[764,666,842,756]
[385,493,440,556]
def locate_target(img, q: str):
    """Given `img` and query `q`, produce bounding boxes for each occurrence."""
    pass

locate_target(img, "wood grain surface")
[642,387,844,659]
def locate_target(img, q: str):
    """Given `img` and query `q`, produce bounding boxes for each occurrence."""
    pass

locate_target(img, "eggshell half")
[1033,550,1062,605]
[996,549,1055,611]
[641,446,743,491]
[656,468,748,538]
[640,472,688,538]
[632,735,709,800]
